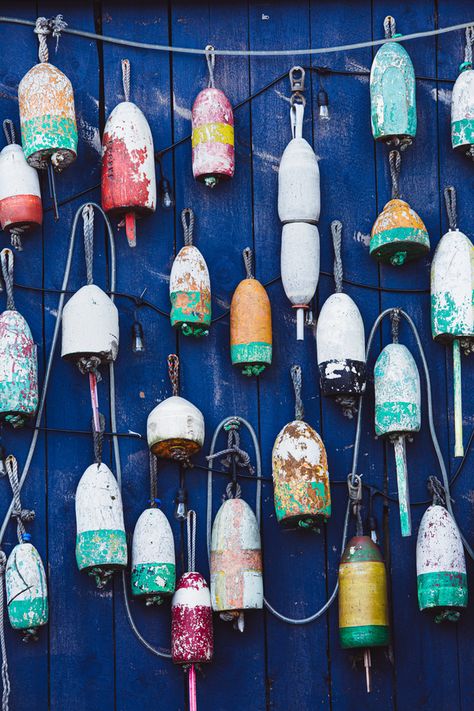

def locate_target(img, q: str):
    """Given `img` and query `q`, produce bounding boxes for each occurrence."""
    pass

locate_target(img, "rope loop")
[93,413,106,465]
[444,186,457,230]
[384,15,396,39]
[181,208,195,247]
[464,26,474,65]
[82,204,95,286]
[0,249,15,311]
[149,452,158,506]
[167,354,180,396]
[6,455,35,544]
[121,59,131,102]
[290,97,305,139]
[34,15,67,63]
[427,475,447,507]
[187,509,196,573]
[391,308,401,343]
[331,220,343,293]
[206,418,254,474]
[225,481,242,500]
[205,44,215,88]
[2,121,15,146]
[242,247,254,279]
[389,149,401,199]
[290,365,304,421]
[347,472,363,535]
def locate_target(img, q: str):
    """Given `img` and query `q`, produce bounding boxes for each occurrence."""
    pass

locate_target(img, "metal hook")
[289,66,305,92]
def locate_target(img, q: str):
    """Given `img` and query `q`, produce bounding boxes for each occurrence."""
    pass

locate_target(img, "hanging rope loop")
[384,15,396,39]
[331,220,343,293]
[121,58,131,102]
[391,308,401,343]
[5,455,35,544]
[389,149,401,199]
[0,249,15,311]
[444,186,457,230]
[93,413,106,465]
[290,365,304,421]
[205,44,215,88]
[34,15,67,63]
[347,472,363,535]
[464,26,474,65]
[187,509,196,573]
[2,121,15,146]
[206,418,254,476]
[82,204,95,286]
[0,548,10,711]
[242,247,254,279]
[427,475,447,507]
[181,208,195,247]
[167,354,180,396]
[149,452,158,506]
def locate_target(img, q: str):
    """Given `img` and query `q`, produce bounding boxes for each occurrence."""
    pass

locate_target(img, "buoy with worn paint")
[147,354,205,460]
[0,249,38,427]
[5,455,48,640]
[102,59,156,248]
[370,150,429,266]
[431,186,474,458]
[0,119,42,250]
[230,247,272,376]
[416,479,467,623]
[170,208,211,337]
[339,535,389,693]
[317,221,366,416]
[374,331,421,538]
[370,16,416,147]
[272,365,331,528]
[451,27,474,158]
[192,45,234,188]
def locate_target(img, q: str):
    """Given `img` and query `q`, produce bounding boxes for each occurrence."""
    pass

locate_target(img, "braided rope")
[290,365,304,421]
[5,456,35,544]
[205,45,215,88]
[391,308,401,344]
[93,413,106,465]
[187,509,196,573]
[331,220,343,293]
[2,121,14,146]
[82,204,94,286]
[444,186,457,230]
[465,26,474,65]
[167,354,179,396]
[0,551,9,711]
[181,208,195,247]
[427,475,447,507]
[384,15,396,39]
[121,59,131,102]
[34,15,67,63]
[0,250,15,311]
[242,247,254,279]
[149,452,158,506]
[389,150,401,200]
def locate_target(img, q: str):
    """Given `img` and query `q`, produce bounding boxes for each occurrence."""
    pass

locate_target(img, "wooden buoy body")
[281,222,319,340]
[278,137,320,224]
[18,62,77,171]
[230,278,272,376]
[170,245,211,336]
[6,541,48,636]
[0,309,38,426]
[374,343,421,438]
[191,88,234,187]
[147,395,205,458]
[131,507,176,603]
[451,67,474,155]
[370,199,429,266]
[61,284,119,364]
[272,420,331,528]
[0,144,42,233]
[416,504,467,621]
[171,571,213,664]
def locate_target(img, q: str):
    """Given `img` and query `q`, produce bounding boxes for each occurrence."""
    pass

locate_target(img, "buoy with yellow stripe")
[192,45,234,188]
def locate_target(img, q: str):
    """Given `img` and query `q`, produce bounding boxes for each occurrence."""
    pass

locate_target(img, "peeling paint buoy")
[132,505,175,605]
[451,27,474,159]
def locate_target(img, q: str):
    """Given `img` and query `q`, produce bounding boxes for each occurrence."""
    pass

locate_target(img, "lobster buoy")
[317,221,366,415]
[339,535,389,693]
[131,506,176,604]
[192,46,234,188]
[170,208,211,337]
[281,222,319,341]
[0,120,42,249]
[230,247,272,377]
[374,338,421,537]
[431,187,474,458]
[272,365,331,528]
[0,249,38,427]
[370,16,416,147]
[101,60,156,248]
[451,27,474,158]
[171,571,213,663]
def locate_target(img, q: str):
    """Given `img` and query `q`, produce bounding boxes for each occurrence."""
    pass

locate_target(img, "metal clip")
[347,473,362,503]
[289,66,305,92]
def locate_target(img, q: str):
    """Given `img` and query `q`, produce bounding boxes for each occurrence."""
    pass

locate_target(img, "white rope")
[205,45,215,87]
[465,26,474,65]
[121,59,130,102]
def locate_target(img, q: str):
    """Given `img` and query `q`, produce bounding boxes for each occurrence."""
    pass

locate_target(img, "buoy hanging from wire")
[431,186,474,458]
[147,354,205,460]
[316,220,366,416]
[191,45,234,188]
[374,312,421,537]
[451,26,474,159]
[61,204,119,434]
[170,208,211,337]
[4,454,48,641]
[370,16,416,148]
[172,510,213,711]
[0,119,42,251]
[370,150,429,266]
[416,477,467,623]
[0,248,38,427]
[131,453,176,604]
[102,59,156,248]
[75,414,127,588]
[272,365,331,528]
[18,16,77,220]
[230,247,272,376]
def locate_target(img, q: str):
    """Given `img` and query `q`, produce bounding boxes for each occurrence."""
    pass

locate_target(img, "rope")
[0,551,9,711]
[205,45,215,88]
[384,16,396,39]
[242,247,254,279]
[391,308,401,343]
[181,208,195,247]
[5,456,34,544]
[347,472,363,536]
[331,220,343,293]
[389,150,401,200]
[50,15,67,53]
[34,17,50,62]
[2,121,14,146]
[444,186,457,230]
[149,452,158,506]
[427,475,446,507]
[186,510,196,572]
[167,354,179,396]
[464,26,474,65]
[93,413,105,465]
[82,204,94,286]
[10,229,24,252]
[121,59,131,102]
[0,249,15,311]
[206,419,254,475]
[290,365,304,421]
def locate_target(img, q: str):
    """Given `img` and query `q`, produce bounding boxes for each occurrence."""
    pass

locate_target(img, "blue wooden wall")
[0,1,472,709]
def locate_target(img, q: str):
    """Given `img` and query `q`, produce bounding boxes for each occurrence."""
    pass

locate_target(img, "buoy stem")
[125,212,137,247]
[89,372,101,433]
[296,307,305,340]
[393,435,411,537]
[453,338,464,457]
[47,160,59,221]
[189,664,197,711]
[364,648,371,693]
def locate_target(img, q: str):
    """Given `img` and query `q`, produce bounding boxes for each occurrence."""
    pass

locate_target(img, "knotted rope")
[242,247,254,279]
[291,365,304,421]
[444,186,457,230]
[186,510,196,573]
[121,59,131,102]
[206,419,254,498]
[0,250,15,311]
[181,208,195,247]
[389,149,401,200]
[34,15,67,63]
[331,220,343,293]
[5,456,35,544]
[205,45,215,88]
[384,15,396,40]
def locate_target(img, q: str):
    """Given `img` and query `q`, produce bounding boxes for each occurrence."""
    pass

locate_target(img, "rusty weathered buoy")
[451,27,474,158]
[192,46,234,188]
[230,247,272,377]
[102,60,156,248]
[170,208,211,337]
[272,365,331,529]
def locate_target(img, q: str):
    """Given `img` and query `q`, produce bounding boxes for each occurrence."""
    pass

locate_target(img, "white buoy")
[281,222,319,341]
[131,507,176,603]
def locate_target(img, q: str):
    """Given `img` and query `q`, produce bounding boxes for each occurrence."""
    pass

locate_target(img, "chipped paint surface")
[131,508,175,599]
[451,68,474,151]
[101,101,156,215]
[370,42,416,142]
[147,395,205,457]
[370,199,430,265]
[416,505,467,613]
[431,229,474,340]
[18,63,77,169]
[230,278,272,375]
[281,222,319,305]
[278,137,320,223]
[75,463,128,572]
[338,536,389,649]
[0,144,42,232]
[171,571,213,664]
[191,88,234,182]
[210,498,263,612]
[272,420,331,526]
[374,343,421,436]
[61,284,119,363]
[0,309,38,426]
[170,245,211,335]
[6,542,48,632]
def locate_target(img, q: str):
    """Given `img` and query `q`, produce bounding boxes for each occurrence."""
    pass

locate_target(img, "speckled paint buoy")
[6,541,48,638]
[171,571,213,664]
[370,198,429,266]
[131,507,176,604]
[451,27,474,158]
